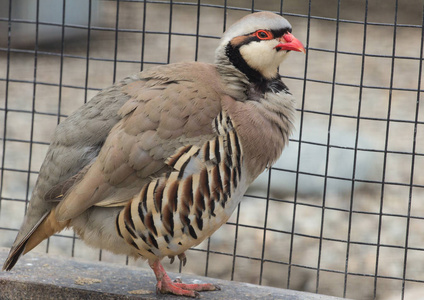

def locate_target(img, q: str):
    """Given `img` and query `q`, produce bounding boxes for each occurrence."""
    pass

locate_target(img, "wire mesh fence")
[0,0,423,299]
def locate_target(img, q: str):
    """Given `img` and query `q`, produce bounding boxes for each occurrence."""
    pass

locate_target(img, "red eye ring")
[255,30,273,40]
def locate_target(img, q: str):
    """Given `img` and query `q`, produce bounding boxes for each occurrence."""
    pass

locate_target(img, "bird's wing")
[53,62,224,222]
[3,62,224,271]
[3,77,135,271]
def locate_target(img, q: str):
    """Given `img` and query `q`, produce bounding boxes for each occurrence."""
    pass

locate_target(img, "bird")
[3,11,305,297]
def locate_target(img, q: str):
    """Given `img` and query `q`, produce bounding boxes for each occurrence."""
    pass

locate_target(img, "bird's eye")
[255,30,273,40]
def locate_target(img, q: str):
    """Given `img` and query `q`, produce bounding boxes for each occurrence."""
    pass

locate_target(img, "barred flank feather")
[116,113,243,260]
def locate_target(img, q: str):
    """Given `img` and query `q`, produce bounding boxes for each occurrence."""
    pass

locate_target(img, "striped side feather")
[116,112,243,260]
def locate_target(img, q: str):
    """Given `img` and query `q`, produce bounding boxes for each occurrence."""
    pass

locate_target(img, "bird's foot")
[157,276,220,298]
[150,259,220,298]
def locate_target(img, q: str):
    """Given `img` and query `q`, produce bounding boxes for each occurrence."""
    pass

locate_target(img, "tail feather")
[2,209,69,271]
[2,243,26,271]
[2,211,50,271]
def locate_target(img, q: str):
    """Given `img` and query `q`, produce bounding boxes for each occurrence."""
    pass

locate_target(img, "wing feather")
[55,62,224,222]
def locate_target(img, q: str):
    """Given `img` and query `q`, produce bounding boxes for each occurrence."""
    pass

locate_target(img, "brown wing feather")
[44,164,92,202]
[55,62,224,222]
[2,77,135,271]
[3,62,224,271]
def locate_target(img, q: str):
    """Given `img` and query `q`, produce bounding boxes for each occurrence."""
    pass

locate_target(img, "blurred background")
[0,0,423,299]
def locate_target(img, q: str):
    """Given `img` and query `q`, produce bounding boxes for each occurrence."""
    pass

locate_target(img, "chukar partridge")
[3,11,305,297]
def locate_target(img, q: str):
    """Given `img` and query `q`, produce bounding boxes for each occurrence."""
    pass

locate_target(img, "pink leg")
[149,259,220,297]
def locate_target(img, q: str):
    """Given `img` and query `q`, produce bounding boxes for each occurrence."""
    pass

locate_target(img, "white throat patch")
[239,40,289,79]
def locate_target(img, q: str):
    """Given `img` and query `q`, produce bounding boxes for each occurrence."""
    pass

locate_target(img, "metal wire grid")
[0,0,423,299]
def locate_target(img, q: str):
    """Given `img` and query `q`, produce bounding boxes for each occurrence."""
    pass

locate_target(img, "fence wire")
[0,1,423,299]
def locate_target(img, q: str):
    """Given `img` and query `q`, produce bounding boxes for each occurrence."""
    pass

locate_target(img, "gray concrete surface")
[0,247,344,300]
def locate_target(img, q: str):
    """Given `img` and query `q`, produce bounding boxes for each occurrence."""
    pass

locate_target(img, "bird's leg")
[149,259,220,297]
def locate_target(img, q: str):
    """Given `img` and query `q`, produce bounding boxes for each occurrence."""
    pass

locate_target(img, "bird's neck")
[221,90,296,182]
[215,47,295,178]
[215,44,287,97]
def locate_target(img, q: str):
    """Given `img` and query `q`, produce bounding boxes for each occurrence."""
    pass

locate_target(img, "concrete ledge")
[0,247,342,299]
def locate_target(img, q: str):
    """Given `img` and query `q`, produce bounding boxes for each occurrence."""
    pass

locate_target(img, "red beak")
[275,32,305,53]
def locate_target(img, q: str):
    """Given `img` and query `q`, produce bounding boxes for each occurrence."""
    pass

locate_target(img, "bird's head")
[215,12,305,84]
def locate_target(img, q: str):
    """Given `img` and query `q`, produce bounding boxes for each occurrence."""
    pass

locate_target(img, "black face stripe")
[226,26,292,93]
[226,42,263,85]
[231,27,292,48]
[246,27,292,41]
[270,27,292,38]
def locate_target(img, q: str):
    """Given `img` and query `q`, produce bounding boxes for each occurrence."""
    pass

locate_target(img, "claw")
[178,253,187,266]
[168,255,175,264]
